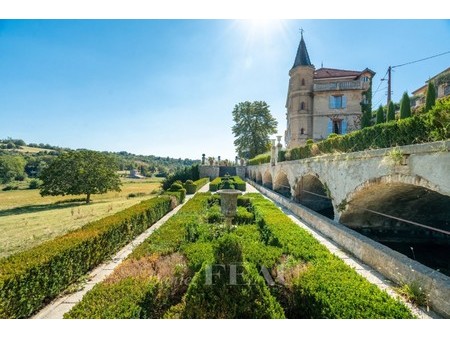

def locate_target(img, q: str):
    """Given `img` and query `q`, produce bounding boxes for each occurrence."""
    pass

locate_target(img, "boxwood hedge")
[63,192,413,319]
[0,196,173,318]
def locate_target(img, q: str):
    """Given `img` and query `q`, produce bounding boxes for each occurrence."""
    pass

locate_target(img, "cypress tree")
[424,81,436,112]
[399,92,411,119]
[376,105,385,124]
[387,101,395,122]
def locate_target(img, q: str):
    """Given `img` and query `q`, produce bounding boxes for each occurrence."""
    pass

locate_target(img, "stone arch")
[256,171,262,184]
[339,174,450,273]
[339,174,450,240]
[274,171,291,198]
[263,170,273,189]
[294,173,334,219]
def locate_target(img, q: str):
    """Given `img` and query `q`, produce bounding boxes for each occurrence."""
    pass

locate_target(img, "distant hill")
[0,138,199,180]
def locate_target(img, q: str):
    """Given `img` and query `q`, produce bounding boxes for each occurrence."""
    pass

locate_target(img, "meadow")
[0,177,163,258]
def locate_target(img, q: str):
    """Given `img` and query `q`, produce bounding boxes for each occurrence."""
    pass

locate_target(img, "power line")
[392,50,450,69]
[384,49,450,106]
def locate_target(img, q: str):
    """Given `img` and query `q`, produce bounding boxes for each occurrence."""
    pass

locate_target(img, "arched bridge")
[248,141,450,245]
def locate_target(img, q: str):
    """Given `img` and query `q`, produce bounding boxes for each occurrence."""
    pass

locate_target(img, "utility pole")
[387,66,392,106]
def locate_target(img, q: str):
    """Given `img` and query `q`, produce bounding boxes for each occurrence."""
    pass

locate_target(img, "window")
[329,95,347,109]
[301,78,305,86]
[333,121,341,134]
[362,76,370,82]
[300,102,305,110]
[327,119,348,135]
[300,128,305,135]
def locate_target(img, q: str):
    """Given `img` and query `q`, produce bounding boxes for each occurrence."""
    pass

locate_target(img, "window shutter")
[342,95,347,108]
[329,96,334,109]
[327,119,333,134]
[342,120,348,134]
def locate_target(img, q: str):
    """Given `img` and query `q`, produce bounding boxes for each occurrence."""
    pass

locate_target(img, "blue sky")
[1,19,449,160]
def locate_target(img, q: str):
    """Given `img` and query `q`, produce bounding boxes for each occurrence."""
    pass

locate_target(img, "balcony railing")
[314,80,369,92]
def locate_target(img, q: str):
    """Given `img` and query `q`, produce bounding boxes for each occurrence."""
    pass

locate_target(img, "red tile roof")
[314,67,363,79]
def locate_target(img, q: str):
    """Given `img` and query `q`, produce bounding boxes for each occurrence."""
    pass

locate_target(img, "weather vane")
[300,27,304,36]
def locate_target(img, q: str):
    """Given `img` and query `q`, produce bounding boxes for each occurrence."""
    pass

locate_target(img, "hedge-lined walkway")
[33,183,211,319]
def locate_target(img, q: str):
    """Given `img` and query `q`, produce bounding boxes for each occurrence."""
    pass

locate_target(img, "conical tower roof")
[292,32,312,68]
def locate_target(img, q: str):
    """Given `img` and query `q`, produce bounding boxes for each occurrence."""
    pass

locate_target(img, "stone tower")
[285,32,315,148]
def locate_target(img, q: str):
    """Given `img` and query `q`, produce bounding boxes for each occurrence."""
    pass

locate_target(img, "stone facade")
[285,34,375,148]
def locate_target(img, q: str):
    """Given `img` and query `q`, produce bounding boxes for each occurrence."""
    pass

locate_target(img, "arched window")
[301,78,305,86]
[301,128,305,135]
[300,102,305,110]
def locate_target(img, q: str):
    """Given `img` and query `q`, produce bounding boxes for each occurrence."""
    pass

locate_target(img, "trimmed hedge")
[209,176,246,192]
[252,99,450,163]
[0,196,173,318]
[250,194,413,318]
[247,152,271,165]
[62,192,413,319]
[184,177,209,195]
[64,278,164,319]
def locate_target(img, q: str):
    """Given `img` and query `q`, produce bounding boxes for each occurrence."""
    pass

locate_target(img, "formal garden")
[61,188,413,319]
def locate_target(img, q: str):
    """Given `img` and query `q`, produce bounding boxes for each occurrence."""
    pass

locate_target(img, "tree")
[0,155,26,183]
[232,101,278,159]
[387,101,396,122]
[360,79,373,129]
[39,150,122,203]
[376,105,385,124]
[399,92,411,119]
[425,81,436,112]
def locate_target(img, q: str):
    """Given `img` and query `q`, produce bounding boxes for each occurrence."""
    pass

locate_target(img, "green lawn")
[0,178,163,258]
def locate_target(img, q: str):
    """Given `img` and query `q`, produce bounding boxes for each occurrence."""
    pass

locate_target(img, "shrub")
[127,192,146,198]
[64,278,163,318]
[209,177,221,192]
[249,193,413,318]
[181,234,285,319]
[167,183,186,203]
[247,153,271,165]
[162,164,200,190]
[28,179,41,189]
[0,196,172,318]
[206,205,224,224]
[209,176,246,192]
[193,177,209,191]
[184,181,197,195]
[234,206,254,225]
[2,185,19,191]
[270,101,449,163]
[280,110,446,162]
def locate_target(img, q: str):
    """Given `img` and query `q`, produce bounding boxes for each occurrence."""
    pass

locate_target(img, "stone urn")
[216,189,242,227]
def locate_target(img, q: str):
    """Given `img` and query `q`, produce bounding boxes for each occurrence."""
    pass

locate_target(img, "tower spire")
[292,29,312,69]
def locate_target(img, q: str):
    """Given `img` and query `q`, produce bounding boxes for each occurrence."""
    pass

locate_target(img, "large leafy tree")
[399,91,411,119]
[425,81,436,112]
[232,101,278,159]
[0,155,26,183]
[39,150,122,203]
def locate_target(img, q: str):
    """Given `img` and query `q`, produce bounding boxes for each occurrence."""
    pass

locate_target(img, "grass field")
[0,178,163,259]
